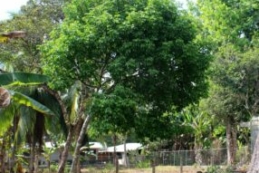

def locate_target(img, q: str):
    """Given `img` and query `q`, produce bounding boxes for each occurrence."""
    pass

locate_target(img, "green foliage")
[41,0,212,140]
[136,160,150,168]
[41,0,211,103]
[90,85,138,134]
[11,91,54,116]
[0,106,15,135]
[195,0,259,147]
[0,0,65,73]
[0,73,65,151]
[0,73,48,87]
[197,0,258,47]
[101,163,115,173]
[206,165,234,173]
[207,43,259,121]
[0,71,63,137]
[61,82,85,125]
[206,165,221,173]
[50,164,59,172]
[180,104,213,148]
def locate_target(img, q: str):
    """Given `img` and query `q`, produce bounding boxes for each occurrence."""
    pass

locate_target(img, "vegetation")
[0,0,258,172]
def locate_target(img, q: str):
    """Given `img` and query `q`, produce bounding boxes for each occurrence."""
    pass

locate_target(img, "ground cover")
[81,165,208,173]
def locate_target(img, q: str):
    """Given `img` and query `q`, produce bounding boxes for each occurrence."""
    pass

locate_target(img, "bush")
[206,165,234,173]
[136,160,150,169]
[101,163,114,173]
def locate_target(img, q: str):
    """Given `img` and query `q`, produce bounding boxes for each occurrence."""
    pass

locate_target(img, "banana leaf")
[0,72,48,86]
[11,91,55,116]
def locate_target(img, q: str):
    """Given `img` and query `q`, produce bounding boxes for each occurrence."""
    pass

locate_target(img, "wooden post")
[151,159,155,173]
[180,155,183,173]
[113,135,119,173]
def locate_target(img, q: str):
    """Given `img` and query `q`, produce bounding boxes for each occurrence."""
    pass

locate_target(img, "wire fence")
[34,147,251,172]
[142,147,249,166]
[83,146,250,167]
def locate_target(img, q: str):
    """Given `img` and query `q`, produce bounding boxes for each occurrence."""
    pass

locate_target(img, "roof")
[44,141,106,150]
[45,141,54,148]
[102,143,142,153]
[88,142,107,149]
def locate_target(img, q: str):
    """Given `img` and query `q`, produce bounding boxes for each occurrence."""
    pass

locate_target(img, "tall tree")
[196,0,259,166]
[41,0,211,172]
[240,46,259,173]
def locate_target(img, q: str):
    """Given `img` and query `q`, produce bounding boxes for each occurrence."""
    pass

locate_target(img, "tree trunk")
[58,126,73,173]
[9,141,16,173]
[69,114,92,173]
[0,137,6,173]
[226,119,237,165]
[29,141,35,173]
[33,152,39,173]
[10,118,18,173]
[48,159,51,173]
[113,135,119,173]
[194,142,202,165]
[123,137,128,167]
[76,159,81,173]
[151,158,156,173]
[248,133,259,173]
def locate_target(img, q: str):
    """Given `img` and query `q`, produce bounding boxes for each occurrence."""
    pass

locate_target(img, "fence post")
[151,159,155,173]
[151,153,155,173]
[179,155,183,173]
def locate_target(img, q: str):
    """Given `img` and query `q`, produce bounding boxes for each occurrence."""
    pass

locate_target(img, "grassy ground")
[81,165,208,173]
[32,165,248,173]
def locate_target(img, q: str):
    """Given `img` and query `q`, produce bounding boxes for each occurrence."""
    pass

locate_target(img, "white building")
[99,143,143,165]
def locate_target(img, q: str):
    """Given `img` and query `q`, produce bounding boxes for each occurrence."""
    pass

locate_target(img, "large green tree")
[41,0,211,172]
[196,0,259,167]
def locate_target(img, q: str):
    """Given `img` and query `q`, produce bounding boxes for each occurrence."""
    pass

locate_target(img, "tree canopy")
[41,0,212,140]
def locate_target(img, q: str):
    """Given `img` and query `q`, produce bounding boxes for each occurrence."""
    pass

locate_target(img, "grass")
[81,165,208,173]
[33,165,249,173]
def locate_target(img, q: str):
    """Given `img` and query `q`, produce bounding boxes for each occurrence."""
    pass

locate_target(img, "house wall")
[38,150,73,167]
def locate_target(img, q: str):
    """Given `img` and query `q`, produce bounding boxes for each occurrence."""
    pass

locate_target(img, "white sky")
[0,0,29,21]
[0,0,188,21]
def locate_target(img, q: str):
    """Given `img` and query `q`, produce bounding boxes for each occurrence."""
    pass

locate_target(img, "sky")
[0,0,188,21]
[0,0,29,21]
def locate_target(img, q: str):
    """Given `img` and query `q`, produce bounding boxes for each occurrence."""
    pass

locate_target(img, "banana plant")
[181,105,212,165]
[0,72,50,112]
[0,72,64,173]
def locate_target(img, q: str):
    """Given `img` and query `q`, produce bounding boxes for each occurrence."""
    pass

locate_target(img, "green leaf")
[0,73,48,86]
[11,91,55,116]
